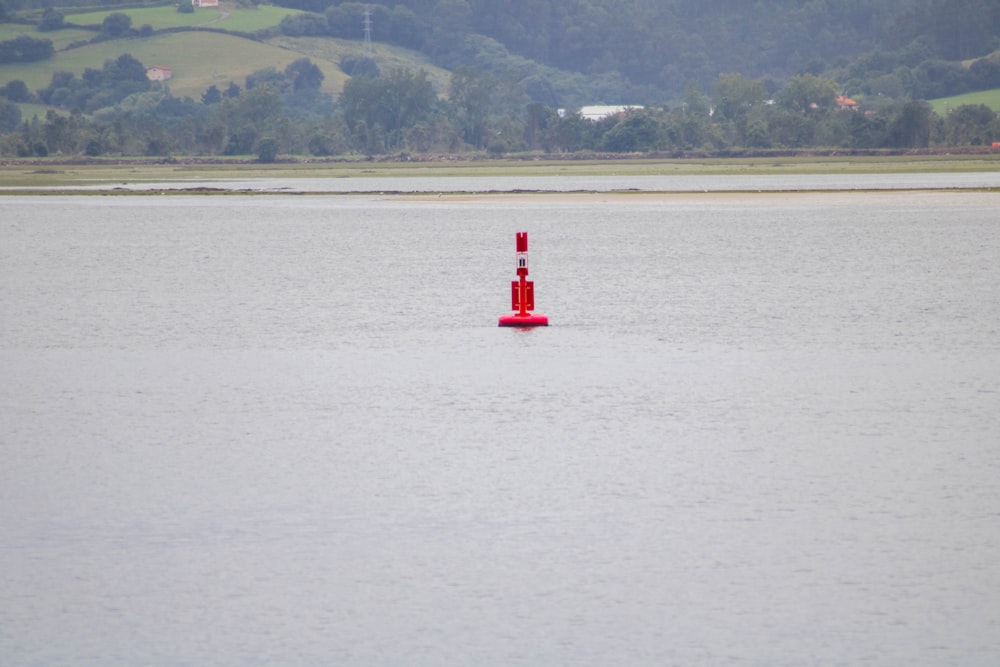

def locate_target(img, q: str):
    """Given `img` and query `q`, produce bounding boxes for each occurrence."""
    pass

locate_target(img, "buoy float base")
[498,312,549,327]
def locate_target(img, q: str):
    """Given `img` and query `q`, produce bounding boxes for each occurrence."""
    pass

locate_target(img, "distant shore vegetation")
[1,59,998,161]
[1,0,999,160]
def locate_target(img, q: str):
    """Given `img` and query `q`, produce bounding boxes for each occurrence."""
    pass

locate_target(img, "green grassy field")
[266,36,451,94]
[63,4,302,32]
[0,23,96,50]
[929,88,1000,115]
[1,6,448,101]
[1,4,312,97]
[65,6,228,29]
[0,5,300,47]
[3,32,342,99]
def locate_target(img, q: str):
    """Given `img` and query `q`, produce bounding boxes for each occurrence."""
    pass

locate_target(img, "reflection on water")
[2,188,999,666]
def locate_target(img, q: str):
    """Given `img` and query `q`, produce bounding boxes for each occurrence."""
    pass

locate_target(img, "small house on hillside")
[836,95,858,110]
[192,0,220,7]
[146,65,172,82]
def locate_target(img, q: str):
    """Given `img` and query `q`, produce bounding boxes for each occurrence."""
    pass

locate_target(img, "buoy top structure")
[498,232,549,327]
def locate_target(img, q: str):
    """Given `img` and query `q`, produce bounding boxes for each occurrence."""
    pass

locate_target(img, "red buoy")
[498,232,549,327]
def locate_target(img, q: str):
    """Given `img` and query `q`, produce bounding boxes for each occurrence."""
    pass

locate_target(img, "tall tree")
[889,100,933,148]
[285,58,324,94]
[38,7,65,31]
[945,104,996,145]
[102,13,133,38]
[340,68,435,152]
[777,74,840,113]
[712,73,766,121]
[0,79,32,102]
[448,66,495,148]
[0,98,21,133]
[202,85,222,105]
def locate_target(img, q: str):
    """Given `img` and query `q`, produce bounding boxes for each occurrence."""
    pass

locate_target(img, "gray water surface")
[2,189,999,665]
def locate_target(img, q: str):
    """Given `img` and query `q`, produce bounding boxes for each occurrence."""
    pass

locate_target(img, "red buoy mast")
[499,232,549,327]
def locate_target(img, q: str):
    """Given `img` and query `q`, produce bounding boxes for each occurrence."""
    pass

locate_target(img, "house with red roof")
[836,95,858,110]
[146,65,172,82]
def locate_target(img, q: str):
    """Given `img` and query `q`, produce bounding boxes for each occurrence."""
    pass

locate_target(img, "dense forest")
[1,0,999,158]
[272,0,1000,103]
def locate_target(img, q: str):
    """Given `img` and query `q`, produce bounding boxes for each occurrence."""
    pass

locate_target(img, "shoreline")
[2,145,999,169]
[2,188,997,201]
[1,152,997,193]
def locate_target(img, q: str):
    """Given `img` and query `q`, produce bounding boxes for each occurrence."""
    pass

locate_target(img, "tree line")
[8,0,999,108]
[2,57,997,159]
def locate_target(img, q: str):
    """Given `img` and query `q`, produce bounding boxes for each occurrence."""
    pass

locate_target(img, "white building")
[576,105,644,121]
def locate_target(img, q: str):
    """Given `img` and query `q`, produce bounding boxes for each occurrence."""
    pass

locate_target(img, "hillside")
[4,0,1000,107]
[0,5,450,100]
[930,88,1000,116]
[0,23,93,50]
[266,36,451,96]
[6,31,440,100]
[6,32,338,98]
[63,3,296,31]
[259,0,1000,103]
[1,0,998,159]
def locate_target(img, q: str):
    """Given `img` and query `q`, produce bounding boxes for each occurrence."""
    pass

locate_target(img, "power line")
[363,7,373,57]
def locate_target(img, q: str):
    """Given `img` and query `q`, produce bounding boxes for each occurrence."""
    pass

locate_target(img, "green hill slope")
[0,23,94,50]
[3,32,337,98]
[2,5,310,98]
[929,89,1000,115]
[266,36,452,95]
[1,7,450,102]
[63,4,302,32]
